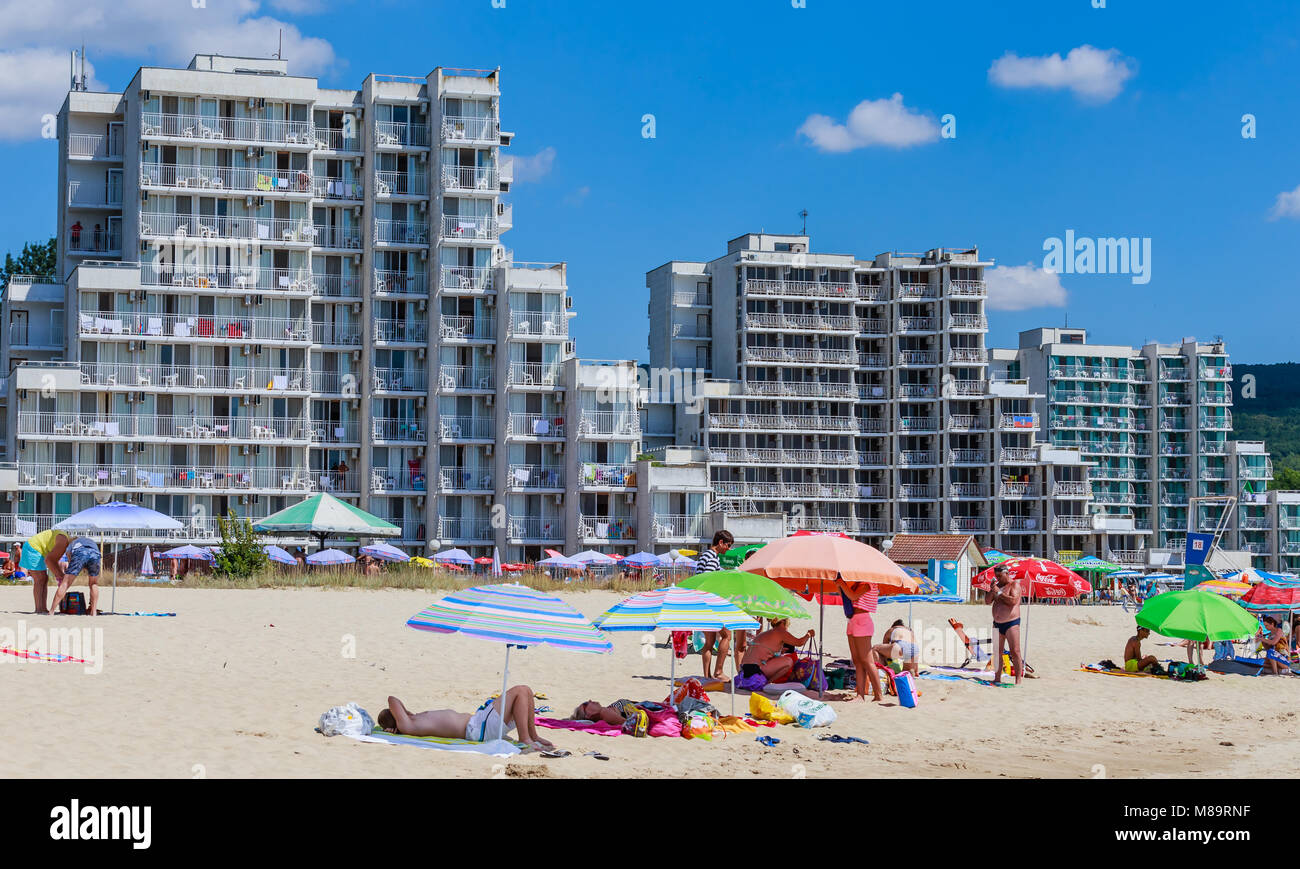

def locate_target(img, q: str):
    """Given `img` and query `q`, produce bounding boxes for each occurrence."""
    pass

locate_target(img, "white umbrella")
[140,546,155,577]
[54,502,182,613]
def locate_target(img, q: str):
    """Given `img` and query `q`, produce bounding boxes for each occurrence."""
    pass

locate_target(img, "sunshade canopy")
[307,548,355,565]
[407,583,612,653]
[253,493,399,538]
[55,502,183,533]
[740,534,917,595]
[1136,589,1260,641]
[362,542,410,563]
[594,585,761,633]
[679,570,811,621]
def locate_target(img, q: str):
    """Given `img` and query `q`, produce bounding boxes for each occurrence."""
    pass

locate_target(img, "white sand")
[1,585,1295,779]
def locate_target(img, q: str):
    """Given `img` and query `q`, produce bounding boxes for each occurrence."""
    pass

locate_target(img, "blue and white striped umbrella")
[622,551,661,568]
[361,541,409,563]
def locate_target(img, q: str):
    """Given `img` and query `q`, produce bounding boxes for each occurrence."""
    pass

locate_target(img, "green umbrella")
[1065,555,1120,573]
[679,569,810,621]
[1136,589,1259,642]
[720,543,765,570]
[253,492,400,550]
[982,549,1013,565]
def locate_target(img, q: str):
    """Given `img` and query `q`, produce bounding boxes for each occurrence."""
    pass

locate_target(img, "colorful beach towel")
[537,717,623,737]
[349,727,522,756]
[0,646,88,664]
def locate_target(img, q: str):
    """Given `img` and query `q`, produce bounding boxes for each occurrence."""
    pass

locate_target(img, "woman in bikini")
[740,618,815,682]
[837,578,884,703]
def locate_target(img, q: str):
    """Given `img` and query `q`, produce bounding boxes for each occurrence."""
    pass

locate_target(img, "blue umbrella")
[434,548,474,566]
[54,502,184,613]
[307,548,356,565]
[159,544,213,561]
[622,551,660,568]
[264,545,297,566]
[536,555,583,569]
[361,542,409,563]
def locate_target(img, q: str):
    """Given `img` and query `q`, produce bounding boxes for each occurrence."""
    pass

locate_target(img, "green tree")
[1,237,57,291]
[212,511,269,578]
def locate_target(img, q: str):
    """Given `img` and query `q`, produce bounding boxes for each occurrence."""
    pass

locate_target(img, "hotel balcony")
[373,318,429,344]
[441,115,500,144]
[579,463,638,488]
[441,164,499,193]
[375,270,430,297]
[898,450,939,466]
[440,215,498,243]
[948,313,987,331]
[0,513,218,543]
[139,213,316,247]
[1199,438,1230,455]
[140,112,313,148]
[743,381,855,399]
[371,469,427,494]
[313,127,362,153]
[439,467,494,494]
[999,481,1040,498]
[1159,365,1191,382]
[672,289,712,307]
[1051,480,1090,497]
[652,513,707,541]
[311,322,362,346]
[857,318,888,335]
[507,362,561,388]
[65,227,121,256]
[374,219,430,247]
[709,447,857,467]
[1198,389,1233,406]
[746,312,856,332]
[1000,516,1042,532]
[507,464,565,490]
[1000,447,1038,463]
[1053,515,1093,531]
[948,348,987,364]
[897,416,938,434]
[375,121,429,148]
[438,365,495,391]
[579,515,637,542]
[1198,412,1233,431]
[898,350,939,366]
[949,279,987,297]
[898,484,940,500]
[508,311,564,338]
[950,380,988,397]
[375,171,429,197]
[74,361,309,393]
[18,463,354,495]
[439,415,495,440]
[372,417,427,443]
[311,175,363,201]
[897,316,938,333]
[440,266,496,294]
[373,367,428,392]
[506,413,564,439]
[950,517,990,533]
[715,481,856,500]
[1198,363,1233,381]
[67,179,123,210]
[309,421,360,444]
[999,413,1039,431]
[311,273,362,299]
[579,411,640,437]
[140,164,313,197]
[68,132,123,160]
[951,449,992,465]
[79,310,310,344]
[138,264,313,296]
[18,412,310,443]
[438,517,496,543]
[857,352,887,370]
[897,283,938,301]
[507,517,564,542]
[708,413,856,433]
[743,279,858,300]
[897,383,938,400]
[898,517,939,533]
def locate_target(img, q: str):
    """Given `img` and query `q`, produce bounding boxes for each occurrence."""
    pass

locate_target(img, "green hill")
[1233,363,1300,490]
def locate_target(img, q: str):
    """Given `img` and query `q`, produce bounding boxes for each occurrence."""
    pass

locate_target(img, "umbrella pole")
[818,586,825,700]
[499,645,511,743]
[112,541,118,615]
[669,644,677,711]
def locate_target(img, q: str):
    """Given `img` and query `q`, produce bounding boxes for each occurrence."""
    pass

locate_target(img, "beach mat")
[537,717,622,737]
[919,672,1012,687]
[1207,657,1300,677]
[1076,663,1198,681]
[0,646,88,664]
[348,727,522,756]
[923,665,1012,685]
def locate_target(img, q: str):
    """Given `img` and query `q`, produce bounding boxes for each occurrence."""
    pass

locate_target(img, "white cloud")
[797,93,939,152]
[988,45,1134,103]
[0,0,336,140]
[512,147,556,183]
[563,185,590,206]
[986,263,1069,311]
[1269,184,1300,220]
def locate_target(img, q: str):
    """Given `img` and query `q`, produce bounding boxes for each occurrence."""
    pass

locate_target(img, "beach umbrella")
[264,545,297,566]
[594,585,759,710]
[474,556,494,565]
[434,548,475,566]
[571,550,616,564]
[972,558,1092,599]
[536,554,583,569]
[1137,589,1260,651]
[411,556,436,568]
[501,562,527,572]
[1240,580,1300,613]
[159,544,213,561]
[622,551,660,569]
[658,552,696,568]
[254,492,398,550]
[361,542,410,563]
[491,547,502,579]
[981,549,1013,565]
[306,548,355,566]
[679,570,811,621]
[1064,555,1120,574]
[407,583,612,741]
[54,501,183,614]
[140,546,154,577]
[1194,578,1252,598]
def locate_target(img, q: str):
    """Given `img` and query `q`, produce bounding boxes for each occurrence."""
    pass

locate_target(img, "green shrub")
[212,511,269,579]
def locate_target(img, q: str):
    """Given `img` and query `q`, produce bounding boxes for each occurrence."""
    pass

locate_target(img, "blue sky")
[3,0,1298,362]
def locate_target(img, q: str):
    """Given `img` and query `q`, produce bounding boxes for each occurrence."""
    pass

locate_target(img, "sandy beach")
[1,585,1296,779]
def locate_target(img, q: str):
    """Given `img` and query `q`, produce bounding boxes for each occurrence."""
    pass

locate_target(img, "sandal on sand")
[755,735,780,747]
[540,749,572,758]
[584,751,609,761]
[818,734,870,746]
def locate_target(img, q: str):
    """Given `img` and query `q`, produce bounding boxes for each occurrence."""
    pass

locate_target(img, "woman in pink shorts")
[838,578,883,702]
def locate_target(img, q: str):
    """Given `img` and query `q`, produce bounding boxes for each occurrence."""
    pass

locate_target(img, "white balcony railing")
[439,415,495,440]
[507,464,565,489]
[579,412,640,437]
[506,413,565,438]
[441,215,498,242]
[141,112,313,146]
[78,310,309,343]
[509,311,566,337]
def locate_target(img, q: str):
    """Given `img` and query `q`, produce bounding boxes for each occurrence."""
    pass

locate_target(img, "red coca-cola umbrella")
[973,557,1092,599]
[474,556,494,565]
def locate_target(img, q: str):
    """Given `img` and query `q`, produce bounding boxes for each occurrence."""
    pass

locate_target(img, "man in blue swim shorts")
[984,564,1024,685]
[49,537,102,616]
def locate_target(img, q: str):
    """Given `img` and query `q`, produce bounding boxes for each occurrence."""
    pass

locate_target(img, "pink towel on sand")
[536,718,622,736]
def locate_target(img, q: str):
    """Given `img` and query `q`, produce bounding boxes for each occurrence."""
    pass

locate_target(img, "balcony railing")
[1000,447,1038,463]
[371,469,427,493]
[313,127,361,152]
[715,481,857,499]
[75,361,309,392]
[140,164,313,195]
[507,517,564,540]
[950,517,989,532]
[899,450,939,465]
[18,463,353,493]
[507,362,561,387]
[1052,481,1090,496]
[139,212,317,245]
[373,319,428,343]
[746,312,855,331]
[68,133,123,159]
[897,282,937,300]
[0,513,218,541]
[709,447,857,466]
[439,365,495,390]
[375,270,430,296]
[78,310,309,343]
[441,115,500,143]
[743,279,858,299]
[579,515,637,540]
[441,164,499,191]
[1053,515,1093,530]
[439,467,494,492]
[375,171,429,196]
[652,514,707,540]
[899,350,939,365]
[1198,412,1233,431]
[438,517,496,542]
[745,346,855,364]
[373,367,428,392]
[507,464,565,489]
[66,228,121,253]
[1000,482,1039,497]
[439,415,495,439]
[375,121,429,148]
[441,215,498,242]
[899,484,940,499]
[898,316,937,332]
[579,463,638,487]
[949,314,987,330]
[506,413,565,438]
[67,179,123,208]
[578,411,640,437]
[18,412,311,442]
[441,266,495,292]
[951,449,992,464]
[311,273,362,298]
[744,381,856,399]
[374,219,430,246]
[312,322,362,345]
[141,112,313,146]
[708,413,856,432]
[949,279,987,296]
[509,311,565,337]
[1000,516,1042,532]
[372,417,427,442]
[898,518,939,533]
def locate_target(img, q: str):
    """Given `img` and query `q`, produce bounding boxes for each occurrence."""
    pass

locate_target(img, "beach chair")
[948,618,992,668]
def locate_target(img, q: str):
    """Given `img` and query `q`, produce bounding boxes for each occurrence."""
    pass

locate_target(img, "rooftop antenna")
[277,29,283,60]
[81,41,86,90]
[798,209,808,235]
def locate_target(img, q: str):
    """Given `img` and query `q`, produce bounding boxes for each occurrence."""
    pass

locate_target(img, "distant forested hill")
[1233,363,1300,489]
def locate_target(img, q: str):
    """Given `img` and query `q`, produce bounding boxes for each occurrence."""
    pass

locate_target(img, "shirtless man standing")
[984,564,1024,685]
[377,686,554,749]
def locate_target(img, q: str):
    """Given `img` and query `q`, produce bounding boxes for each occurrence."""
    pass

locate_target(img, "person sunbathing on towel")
[377,687,554,749]
[569,699,656,736]
[740,618,814,682]
[1123,626,1161,674]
